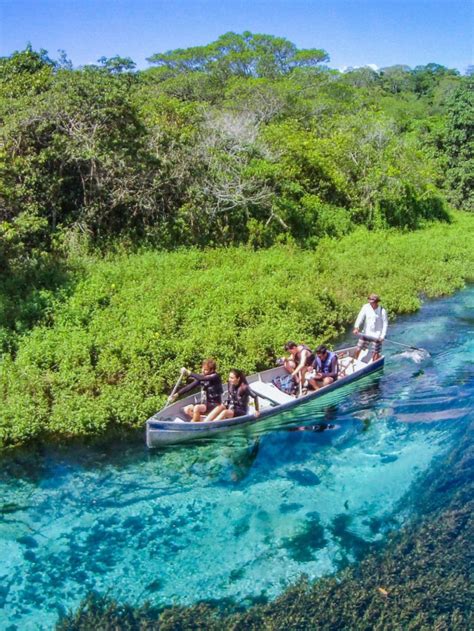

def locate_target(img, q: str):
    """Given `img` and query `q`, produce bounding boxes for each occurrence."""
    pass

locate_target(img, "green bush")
[1,212,473,448]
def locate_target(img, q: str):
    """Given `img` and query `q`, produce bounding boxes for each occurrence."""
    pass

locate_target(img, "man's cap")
[316,344,327,354]
[368,293,380,302]
[284,341,297,350]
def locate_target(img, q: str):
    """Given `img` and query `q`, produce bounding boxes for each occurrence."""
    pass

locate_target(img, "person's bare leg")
[192,403,207,422]
[205,404,225,421]
[215,409,235,421]
[183,404,194,419]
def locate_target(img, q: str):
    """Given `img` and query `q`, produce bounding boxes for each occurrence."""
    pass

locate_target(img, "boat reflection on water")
[356,375,383,405]
[285,375,383,435]
[287,423,338,433]
[288,404,340,433]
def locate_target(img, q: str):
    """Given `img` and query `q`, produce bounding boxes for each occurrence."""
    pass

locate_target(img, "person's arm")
[310,356,320,378]
[298,349,310,369]
[188,371,208,381]
[353,305,366,333]
[176,378,200,397]
[248,387,260,415]
[187,371,220,385]
[173,371,220,399]
[380,308,388,339]
[327,355,339,380]
[292,349,309,377]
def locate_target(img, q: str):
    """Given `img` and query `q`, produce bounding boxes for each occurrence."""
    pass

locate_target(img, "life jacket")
[296,344,315,366]
[226,383,250,414]
[200,374,223,406]
[314,350,336,374]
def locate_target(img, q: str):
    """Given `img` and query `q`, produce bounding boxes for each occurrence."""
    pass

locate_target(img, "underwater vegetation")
[281,512,327,562]
[57,419,473,630]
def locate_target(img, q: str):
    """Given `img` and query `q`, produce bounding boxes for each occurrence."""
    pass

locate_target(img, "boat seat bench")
[338,356,366,377]
[250,380,295,405]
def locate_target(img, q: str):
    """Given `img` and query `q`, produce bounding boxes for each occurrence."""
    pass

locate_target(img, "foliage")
[1,35,472,629]
[0,35,471,448]
[443,77,474,211]
[0,211,76,355]
[147,31,329,80]
[0,210,48,273]
[0,38,466,252]
[261,114,450,232]
[1,213,473,449]
[0,44,55,98]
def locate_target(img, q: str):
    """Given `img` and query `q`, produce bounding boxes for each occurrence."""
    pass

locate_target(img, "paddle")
[383,338,429,354]
[165,367,188,406]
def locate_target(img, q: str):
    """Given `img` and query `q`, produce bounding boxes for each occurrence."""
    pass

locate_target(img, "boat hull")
[146,348,384,447]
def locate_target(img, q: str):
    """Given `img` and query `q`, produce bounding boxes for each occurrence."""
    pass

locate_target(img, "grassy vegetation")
[1,211,473,449]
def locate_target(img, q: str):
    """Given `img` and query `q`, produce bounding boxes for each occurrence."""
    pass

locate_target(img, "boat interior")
[158,347,374,423]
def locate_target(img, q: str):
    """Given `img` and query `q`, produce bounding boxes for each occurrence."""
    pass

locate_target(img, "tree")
[342,66,380,89]
[444,78,474,211]
[379,65,413,94]
[96,56,137,74]
[0,39,456,253]
[411,63,459,97]
[0,45,54,98]
[0,61,147,239]
[147,32,329,81]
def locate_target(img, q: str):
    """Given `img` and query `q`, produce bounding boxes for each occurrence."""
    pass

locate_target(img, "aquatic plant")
[57,420,473,629]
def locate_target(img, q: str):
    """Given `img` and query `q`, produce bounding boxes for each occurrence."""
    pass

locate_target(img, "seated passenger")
[206,369,260,422]
[306,345,339,391]
[282,341,315,386]
[171,358,223,422]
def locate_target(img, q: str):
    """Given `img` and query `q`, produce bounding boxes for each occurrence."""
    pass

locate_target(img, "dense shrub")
[0,40,464,252]
[1,212,473,448]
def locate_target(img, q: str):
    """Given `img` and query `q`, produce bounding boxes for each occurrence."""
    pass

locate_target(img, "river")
[1,287,473,629]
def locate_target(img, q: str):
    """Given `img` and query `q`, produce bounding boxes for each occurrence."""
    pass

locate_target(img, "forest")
[0,32,473,447]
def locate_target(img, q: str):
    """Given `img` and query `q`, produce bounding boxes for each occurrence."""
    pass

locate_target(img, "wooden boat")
[146,346,384,447]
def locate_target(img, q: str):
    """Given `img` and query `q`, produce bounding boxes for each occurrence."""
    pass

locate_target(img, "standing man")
[353,293,388,361]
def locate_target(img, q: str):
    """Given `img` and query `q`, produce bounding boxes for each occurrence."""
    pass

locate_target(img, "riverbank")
[1,212,473,449]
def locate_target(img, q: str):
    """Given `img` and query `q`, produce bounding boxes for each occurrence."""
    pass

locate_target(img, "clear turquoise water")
[1,288,473,630]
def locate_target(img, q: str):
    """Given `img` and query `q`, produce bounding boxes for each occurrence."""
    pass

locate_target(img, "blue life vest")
[315,350,336,374]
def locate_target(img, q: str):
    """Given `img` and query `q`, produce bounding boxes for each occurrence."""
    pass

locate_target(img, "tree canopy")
[0,32,470,271]
[147,31,329,79]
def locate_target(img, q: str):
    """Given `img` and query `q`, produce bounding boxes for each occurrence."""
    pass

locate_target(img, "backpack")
[272,374,296,395]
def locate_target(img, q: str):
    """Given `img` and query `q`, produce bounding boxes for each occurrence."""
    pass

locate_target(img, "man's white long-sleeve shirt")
[354,303,388,339]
